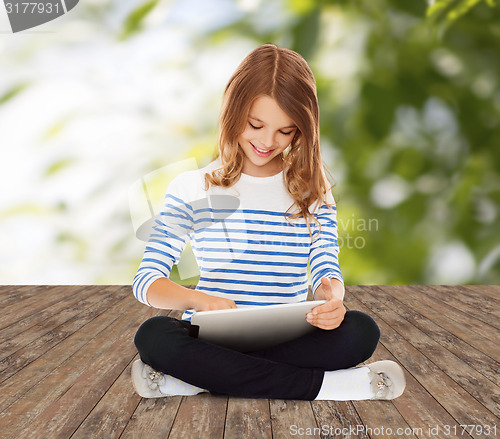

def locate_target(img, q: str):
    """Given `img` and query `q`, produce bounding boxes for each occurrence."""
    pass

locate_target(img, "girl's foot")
[131,359,205,398]
[367,360,406,400]
[315,360,406,401]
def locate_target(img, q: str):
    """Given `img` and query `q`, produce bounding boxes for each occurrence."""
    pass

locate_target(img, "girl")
[131,44,405,401]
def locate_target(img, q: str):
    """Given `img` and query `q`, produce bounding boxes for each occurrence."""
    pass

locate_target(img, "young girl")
[131,44,405,401]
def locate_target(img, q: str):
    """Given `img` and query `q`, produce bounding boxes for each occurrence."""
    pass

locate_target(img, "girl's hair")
[204,44,334,234]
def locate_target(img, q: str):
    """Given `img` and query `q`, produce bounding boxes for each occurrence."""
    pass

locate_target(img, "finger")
[311,300,342,315]
[310,314,345,329]
[313,321,342,330]
[315,316,344,327]
[307,310,345,324]
[308,316,342,330]
[307,312,343,326]
[310,312,343,323]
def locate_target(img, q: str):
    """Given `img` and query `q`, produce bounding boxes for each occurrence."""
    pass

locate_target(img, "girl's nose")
[260,130,275,148]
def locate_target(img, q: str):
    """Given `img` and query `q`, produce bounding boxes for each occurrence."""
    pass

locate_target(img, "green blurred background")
[0,0,498,286]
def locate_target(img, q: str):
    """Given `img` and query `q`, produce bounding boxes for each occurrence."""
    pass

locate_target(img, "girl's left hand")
[306,277,346,330]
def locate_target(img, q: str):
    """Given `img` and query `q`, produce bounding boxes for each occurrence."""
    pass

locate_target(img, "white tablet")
[190,300,326,352]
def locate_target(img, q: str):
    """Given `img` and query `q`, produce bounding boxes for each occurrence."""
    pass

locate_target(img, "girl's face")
[238,95,297,177]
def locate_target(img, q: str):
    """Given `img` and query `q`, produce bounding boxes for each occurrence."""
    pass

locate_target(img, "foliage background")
[0,0,498,285]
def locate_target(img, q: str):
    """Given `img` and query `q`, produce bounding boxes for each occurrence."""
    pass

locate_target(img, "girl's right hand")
[193,290,237,312]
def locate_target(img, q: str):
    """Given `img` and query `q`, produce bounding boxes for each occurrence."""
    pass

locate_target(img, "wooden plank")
[70,356,142,439]
[269,399,318,438]
[0,286,121,352]
[462,284,500,301]
[0,285,52,307]
[0,285,101,349]
[120,396,184,439]
[362,285,500,387]
[0,285,89,331]
[15,305,164,439]
[0,297,155,437]
[417,285,500,330]
[408,285,500,349]
[311,400,370,439]
[344,296,471,439]
[72,309,180,439]
[0,286,126,382]
[353,343,469,439]
[168,393,228,439]
[224,398,272,439]
[1,285,498,439]
[350,285,500,415]
[346,291,499,439]
[328,313,417,439]
[381,285,500,361]
[0,292,138,413]
[433,285,500,320]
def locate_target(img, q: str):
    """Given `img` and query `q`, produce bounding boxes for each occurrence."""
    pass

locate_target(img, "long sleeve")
[132,159,344,317]
[308,198,343,297]
[132,178,194,306]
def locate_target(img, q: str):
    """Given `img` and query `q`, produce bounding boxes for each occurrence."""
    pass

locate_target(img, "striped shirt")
[133,159,343,320]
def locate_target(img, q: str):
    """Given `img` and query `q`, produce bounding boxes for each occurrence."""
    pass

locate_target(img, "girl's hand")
[193,290,237,312]
[306,277,346,330]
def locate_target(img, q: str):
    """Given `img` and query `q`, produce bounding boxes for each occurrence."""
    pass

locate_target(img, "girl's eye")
[248,122,295,135]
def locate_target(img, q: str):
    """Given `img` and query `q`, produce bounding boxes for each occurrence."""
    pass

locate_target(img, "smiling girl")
[131,44,405,401]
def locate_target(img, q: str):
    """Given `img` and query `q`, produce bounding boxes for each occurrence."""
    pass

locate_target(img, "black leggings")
[134,310,380,400]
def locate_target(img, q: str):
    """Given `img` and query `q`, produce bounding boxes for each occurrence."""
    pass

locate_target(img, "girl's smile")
[250,142,274,157]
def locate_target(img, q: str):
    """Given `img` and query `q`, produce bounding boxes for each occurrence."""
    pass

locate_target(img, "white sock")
[315,367,373,401]
[159,375,206,396]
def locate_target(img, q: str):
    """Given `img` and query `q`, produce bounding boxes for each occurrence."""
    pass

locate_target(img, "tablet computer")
[190,300,326,352]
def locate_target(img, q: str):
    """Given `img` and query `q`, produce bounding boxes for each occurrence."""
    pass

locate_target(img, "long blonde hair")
[205,44,334,234]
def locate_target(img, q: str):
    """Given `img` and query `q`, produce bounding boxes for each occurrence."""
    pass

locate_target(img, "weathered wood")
[0,285,52,307]
[462,284,500,300]
[269,399,318,438]
[346,292,472,439]
[72,309,178,438]
[1,285,498,439]
[0,286,128,383]
[346,289,499,439]
[380,285,500,361]
[19,308,161,439]
[364,285,500,387]
[121,395,184,438]
[310,400,370,439]
[168,393,228,439]
[0,299,156,438]
[0,292,139,413]
[349,285,500,415]
[416,284,500,330]
[0,285,90,331]
[70,356,143,439]
[14,305,164,439]
[0,285,102,352]
[224,398,272,439]
[423,285,500,324]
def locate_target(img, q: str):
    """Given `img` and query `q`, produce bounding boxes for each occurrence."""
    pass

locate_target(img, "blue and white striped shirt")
[133,159,343,320]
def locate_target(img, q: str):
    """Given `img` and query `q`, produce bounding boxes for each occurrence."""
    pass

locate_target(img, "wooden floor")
[0,285,498,439]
